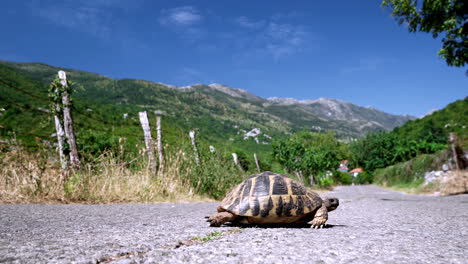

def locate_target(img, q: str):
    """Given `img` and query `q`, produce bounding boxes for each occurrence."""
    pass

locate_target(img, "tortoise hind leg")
[308,204,328,229]
[206,212,237,227]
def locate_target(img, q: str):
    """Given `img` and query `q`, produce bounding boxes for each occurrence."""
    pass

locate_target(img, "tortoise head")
[323,197,339,212]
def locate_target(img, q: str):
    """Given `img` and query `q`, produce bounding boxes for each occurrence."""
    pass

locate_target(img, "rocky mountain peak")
[207,83,247,98]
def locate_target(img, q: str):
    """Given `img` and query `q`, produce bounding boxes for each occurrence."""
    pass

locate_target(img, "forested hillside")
[0,59,465,202]
[0,59,414,157]
[351,97,467,173]
[392,97,467,145]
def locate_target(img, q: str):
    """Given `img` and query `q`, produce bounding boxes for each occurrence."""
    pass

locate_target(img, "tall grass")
[373,149,450,187]
[0,141,246,203]
[174,142,245,200]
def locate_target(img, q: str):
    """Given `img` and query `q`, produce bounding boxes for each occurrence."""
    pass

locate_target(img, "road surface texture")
[1,185,467,264]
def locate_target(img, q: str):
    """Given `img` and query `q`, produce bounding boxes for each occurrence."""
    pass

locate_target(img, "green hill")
[0,60,415,159]
[351,96,467,174]
[392,97,468,145]
[1,59,465,201]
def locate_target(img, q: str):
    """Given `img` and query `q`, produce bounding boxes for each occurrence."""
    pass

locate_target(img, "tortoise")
[207,171,339,228]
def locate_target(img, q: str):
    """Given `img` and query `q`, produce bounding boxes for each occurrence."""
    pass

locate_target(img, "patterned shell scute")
[220,172,322,218]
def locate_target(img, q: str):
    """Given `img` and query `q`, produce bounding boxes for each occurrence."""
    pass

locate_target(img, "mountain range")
[0,60,415,154]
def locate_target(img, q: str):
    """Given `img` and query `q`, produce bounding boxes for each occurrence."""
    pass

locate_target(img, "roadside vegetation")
[1,2,467,202]
[374,151,468,195]
[0,139,246,203]
[373,150,450,188]
[1,97,466,202]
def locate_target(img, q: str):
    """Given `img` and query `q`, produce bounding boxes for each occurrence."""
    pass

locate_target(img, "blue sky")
[1,0,466,117]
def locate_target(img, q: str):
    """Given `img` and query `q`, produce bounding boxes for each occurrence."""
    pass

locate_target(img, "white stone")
[442,164,449,171]
[244,128,262,140]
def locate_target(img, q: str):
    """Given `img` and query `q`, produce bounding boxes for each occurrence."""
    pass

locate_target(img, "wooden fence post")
[449,132,462,170]
[189,130,200,165]
[232,153,243,171]
[156,116,164,171]
[254,153,261,172]
[58,71,80,169]
[139,111,156,173]
[53,106,67,169]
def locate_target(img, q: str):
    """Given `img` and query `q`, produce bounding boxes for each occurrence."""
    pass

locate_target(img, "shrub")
[354,172,373,184]
[333,171,353,185]
[257,156,272,172]
[319,177,335,189]
[234,150,252,172]
[272,131,350,185]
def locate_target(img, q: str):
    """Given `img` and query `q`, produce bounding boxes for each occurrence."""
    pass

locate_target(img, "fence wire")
[0,79,49,102]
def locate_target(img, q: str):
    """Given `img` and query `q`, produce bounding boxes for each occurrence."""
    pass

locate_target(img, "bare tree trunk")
[53,114,67,169]
[156,116,164,171]
[58,71,80,169]
[254,153,261,172]
[294,170,304,184]
[189,131,200,165]
[309,173,315,186]
[139,111,156,173]
[449,133,461,170]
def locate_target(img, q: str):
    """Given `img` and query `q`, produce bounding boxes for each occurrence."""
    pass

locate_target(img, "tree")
[382,0,468,70]
[350,131,398,172]
[272,131,349,185]
[350,130,446,172]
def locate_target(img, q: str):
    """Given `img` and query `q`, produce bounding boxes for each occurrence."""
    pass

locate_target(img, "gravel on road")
[1,185,467,264]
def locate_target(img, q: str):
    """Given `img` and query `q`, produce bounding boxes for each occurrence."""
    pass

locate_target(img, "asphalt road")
[1,185,467,264]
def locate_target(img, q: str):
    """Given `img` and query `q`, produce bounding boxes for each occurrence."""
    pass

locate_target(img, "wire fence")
[0,76,169,169]
[0,79,49,102]
[0,82,147,172]
[0,75,223,159]
[0,95,49,114]
[0,79,144,138]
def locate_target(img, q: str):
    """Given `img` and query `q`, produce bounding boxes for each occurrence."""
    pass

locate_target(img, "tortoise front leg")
[206,212,237,227]
[308,204,328,229]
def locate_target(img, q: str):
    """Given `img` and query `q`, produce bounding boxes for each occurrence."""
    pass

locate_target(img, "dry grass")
[0,147,212,204]
[1,149,64,203]
[439,170,468,195]
[386,170,468,196]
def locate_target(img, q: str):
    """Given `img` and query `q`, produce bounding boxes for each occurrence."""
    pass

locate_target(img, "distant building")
[338,160,349,173]
[349,168,364,177]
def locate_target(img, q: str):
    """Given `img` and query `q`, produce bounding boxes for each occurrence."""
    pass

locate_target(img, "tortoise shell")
[220,171,323,218]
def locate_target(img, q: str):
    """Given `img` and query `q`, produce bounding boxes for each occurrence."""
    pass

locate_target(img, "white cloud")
[159,6,205,41]
[267,23,303,41]
[28,0,130,38]
[159,9,311,60]
[159,6,203,27]
[265,22,307,59]
[41,7,111,38]
[229,12,312,61]
[28,0,139,38]
[231,17,310,60]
